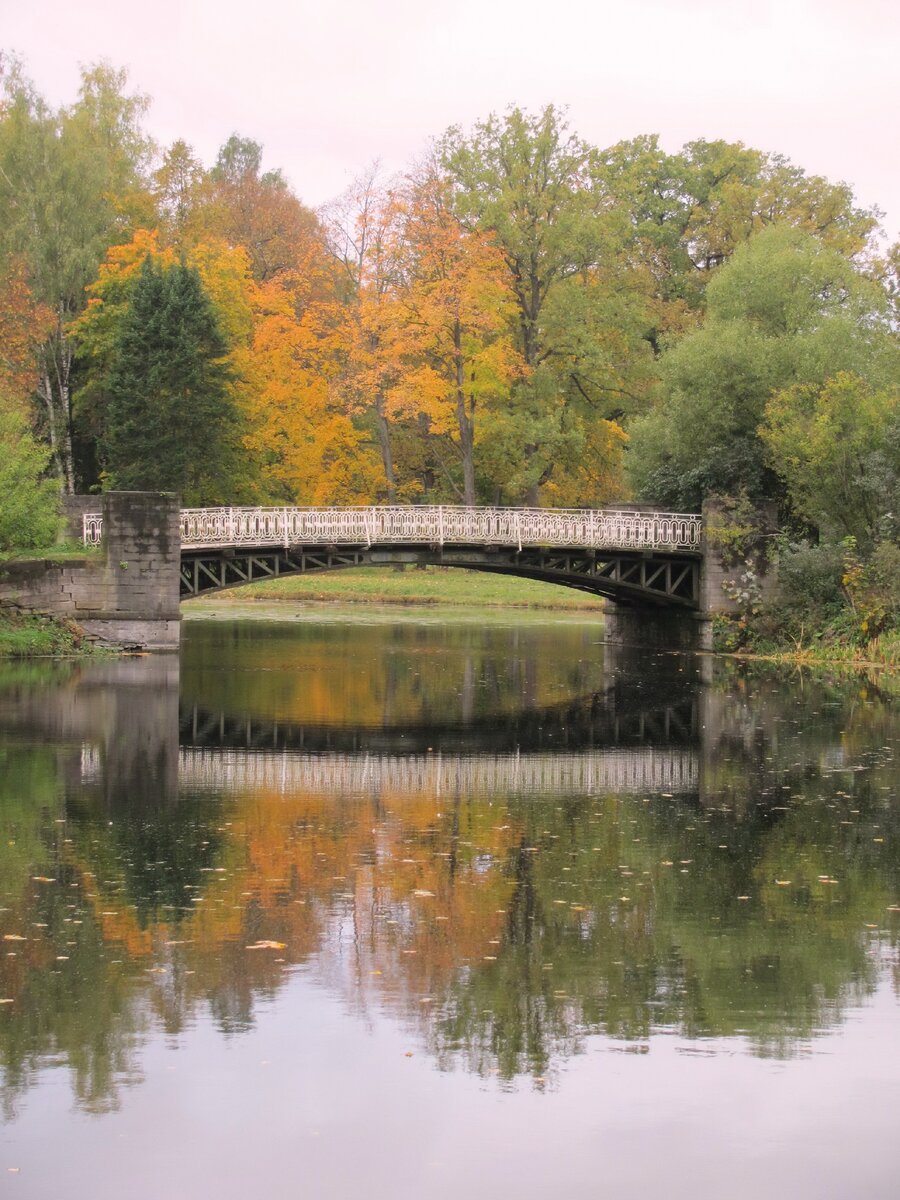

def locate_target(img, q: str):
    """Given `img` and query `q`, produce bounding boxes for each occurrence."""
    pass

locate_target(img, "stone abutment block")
[1,492,182,651]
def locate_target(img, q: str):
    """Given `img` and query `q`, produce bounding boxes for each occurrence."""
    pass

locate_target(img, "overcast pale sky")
[4,0,898,237]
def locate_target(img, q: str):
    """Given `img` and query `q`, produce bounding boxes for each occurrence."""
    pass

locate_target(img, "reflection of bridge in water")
[180,689,698,756]
[177,692,700,796]
[177,745,699,798]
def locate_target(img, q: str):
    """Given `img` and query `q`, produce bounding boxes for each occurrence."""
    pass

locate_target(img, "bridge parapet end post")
[2,492,182,650]
[85,492,182,649]
[61,495,98,542]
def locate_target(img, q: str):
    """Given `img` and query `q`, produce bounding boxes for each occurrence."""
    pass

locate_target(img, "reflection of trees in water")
[428,775,898,1078]
[1,660,898,1111]
[0,747,150,1118]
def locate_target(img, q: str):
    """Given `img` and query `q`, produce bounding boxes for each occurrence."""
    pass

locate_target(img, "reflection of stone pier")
[0,656,180,807]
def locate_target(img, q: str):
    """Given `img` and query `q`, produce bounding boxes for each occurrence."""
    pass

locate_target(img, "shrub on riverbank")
[713,537,900,665]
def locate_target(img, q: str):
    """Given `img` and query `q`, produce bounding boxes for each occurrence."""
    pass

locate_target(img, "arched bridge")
[83,505,703,608]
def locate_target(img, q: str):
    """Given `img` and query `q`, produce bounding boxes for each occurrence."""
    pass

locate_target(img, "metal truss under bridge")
[83,505,703,608]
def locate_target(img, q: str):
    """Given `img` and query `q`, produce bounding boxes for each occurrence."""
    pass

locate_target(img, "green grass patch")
[713,613,900,670]
[195,566,605,611]
[0,609,100,658]
[0,540,99,564]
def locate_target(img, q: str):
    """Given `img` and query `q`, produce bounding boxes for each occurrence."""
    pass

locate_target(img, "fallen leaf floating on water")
[245,941,287,950]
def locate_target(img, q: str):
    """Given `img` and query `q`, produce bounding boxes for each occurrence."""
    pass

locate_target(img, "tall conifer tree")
[102,257,238,503]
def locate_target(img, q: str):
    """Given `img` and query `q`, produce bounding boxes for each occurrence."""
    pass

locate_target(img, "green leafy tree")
[761,373,900,548]
[627,225,898,509]
[440,106,641,503]
[0,58,155,491]
[0,404,61,550]
[101,258,240,503]
[596,135,880,346]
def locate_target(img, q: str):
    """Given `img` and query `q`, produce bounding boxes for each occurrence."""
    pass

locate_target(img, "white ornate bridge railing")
[82,505,702,554]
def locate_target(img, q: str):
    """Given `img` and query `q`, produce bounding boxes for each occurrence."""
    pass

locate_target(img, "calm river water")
[1,606,898,1198]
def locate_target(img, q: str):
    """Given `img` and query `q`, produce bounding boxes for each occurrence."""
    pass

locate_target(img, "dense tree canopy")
[626,226,898,510]
[0,58,154,491]
[0,404,60,549]
[1,60,897,633]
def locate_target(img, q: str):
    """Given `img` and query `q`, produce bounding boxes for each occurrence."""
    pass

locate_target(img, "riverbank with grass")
[0,541,97,565]
[195,566,606,611]
[733,631,900,671]
[0,609,102,658]
[713,612,900,670]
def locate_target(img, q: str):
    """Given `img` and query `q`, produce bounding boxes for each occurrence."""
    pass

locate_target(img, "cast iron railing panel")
[83,505,702,553]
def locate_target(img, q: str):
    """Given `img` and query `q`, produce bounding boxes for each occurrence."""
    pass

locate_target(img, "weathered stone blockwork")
[602,603,712,652]
[699,496,778,617]
[0,492,181,650]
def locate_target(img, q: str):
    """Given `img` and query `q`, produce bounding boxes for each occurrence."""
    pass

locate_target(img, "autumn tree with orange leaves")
[388,164,524,504]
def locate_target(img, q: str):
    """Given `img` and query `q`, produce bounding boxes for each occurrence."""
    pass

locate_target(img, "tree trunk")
[375,397,396,503]
[37,318,76,494]
[37,366,65,491]
[454,319,476,506]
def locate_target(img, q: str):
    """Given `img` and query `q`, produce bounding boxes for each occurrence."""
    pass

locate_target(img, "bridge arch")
[133,505,705,609]
[177,542,700,608]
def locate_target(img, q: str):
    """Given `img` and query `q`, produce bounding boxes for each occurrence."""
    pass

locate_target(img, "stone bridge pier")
[601,498,777,653]
[602,602,712,652]
[0,491,182,650]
